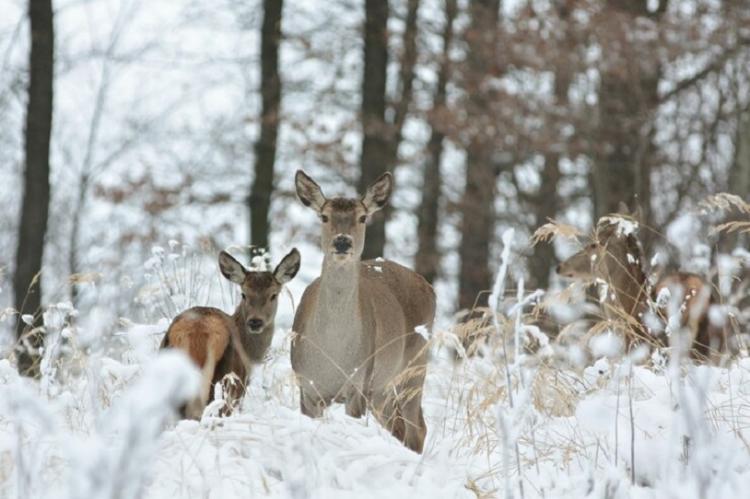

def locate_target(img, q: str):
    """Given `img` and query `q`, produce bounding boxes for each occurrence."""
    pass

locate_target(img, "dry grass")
[531,364,581,417]
[531,219,584,245]
[701,193,750,235]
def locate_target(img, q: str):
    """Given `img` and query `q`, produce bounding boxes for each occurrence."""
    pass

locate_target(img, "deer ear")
[295,170,326,213]
[273,248,301,285]
[631,204,643,224]
[218,251,247,284]
[361,172,393,215]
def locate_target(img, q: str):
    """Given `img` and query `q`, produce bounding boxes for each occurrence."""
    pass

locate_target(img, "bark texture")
[14,0,55,377]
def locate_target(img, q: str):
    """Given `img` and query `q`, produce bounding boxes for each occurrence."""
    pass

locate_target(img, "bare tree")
[457,0,500,312]
[731,104,750,201]
[589,0,668,230]
[69,1,137,307]
[250,0,284,250]
[528,2,575,289]
[361,0,422,260]
[14,0,54,378]
[723,100,750,249]
[415,0,457,285]
[358,0,390,260]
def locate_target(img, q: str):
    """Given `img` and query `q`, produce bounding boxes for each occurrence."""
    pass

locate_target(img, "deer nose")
[247,318,264,331]
[333,235,352,254]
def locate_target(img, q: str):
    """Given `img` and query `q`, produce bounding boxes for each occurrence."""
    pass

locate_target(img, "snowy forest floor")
[1,237,749,499]
[1,315,750,499]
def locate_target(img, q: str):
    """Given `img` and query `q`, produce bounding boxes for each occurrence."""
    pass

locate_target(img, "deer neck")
[601,243,648,318]
[316,257,361,325]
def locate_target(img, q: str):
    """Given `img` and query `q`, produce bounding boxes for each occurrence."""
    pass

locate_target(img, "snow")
[589,332,625,358]
[600,216,639,236]
[0,1,747,496]
[414,324,430,340]
[665,214,711,273]
[4,278,749,499]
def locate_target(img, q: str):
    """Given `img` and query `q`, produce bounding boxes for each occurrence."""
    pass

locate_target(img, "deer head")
[295,170,393,264]
[557,215,648,317]
[218,248,301,332]
[556,241,602,281]
[556,216,643,283]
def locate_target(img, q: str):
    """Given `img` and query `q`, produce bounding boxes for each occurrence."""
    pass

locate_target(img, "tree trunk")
[415,0,457,284]
[358,0,389,260]
[730,106,750,201]
[14,0,54,378]
[458,148,498,311]
[590,0,664,230]
[69,174,87,306]
[529,153,561,289]
[384,0,420,170]
[528,6,573,289]
[250,0,284,250]
[721,104,750,251]
[457,0,500,312]
[71,54,111,307]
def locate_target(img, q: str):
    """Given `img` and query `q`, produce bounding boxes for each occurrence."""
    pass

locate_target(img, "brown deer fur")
[161,248,300,419]
[291,170,435,453]
[557,215,724,360]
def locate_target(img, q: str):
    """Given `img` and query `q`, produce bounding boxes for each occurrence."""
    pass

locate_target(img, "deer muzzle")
[246,318,265,333]
[332,235,353,255]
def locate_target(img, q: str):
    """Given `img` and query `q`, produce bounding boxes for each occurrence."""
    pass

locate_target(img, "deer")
[291,170,435,453]
[556,214,724,361]
[160,248,300,419]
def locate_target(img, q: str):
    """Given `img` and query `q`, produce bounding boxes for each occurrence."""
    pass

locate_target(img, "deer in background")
[161,248,300,419]
[292,170,435,453]
[556,215,725,361]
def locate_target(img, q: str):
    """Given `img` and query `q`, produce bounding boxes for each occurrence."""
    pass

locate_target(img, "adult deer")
[292,170,435,453]
[161,248,300,419]
[556,215,724,360]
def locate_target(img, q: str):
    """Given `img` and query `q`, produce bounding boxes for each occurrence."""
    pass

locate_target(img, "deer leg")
[369,387,400,438]
[398,334,429,453]
[184,397,205,420]
[388,363,427,453]
[300,387,327,418]
[218,373,244,417]
[398,382,427,454]
[345,392,366,419]
[343,371,368,418]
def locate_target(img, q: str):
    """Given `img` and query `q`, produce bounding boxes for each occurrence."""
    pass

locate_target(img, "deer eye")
[321,215,329,223]
[359,215,366,224]
[270,293,278,301]
[241,292,246,299]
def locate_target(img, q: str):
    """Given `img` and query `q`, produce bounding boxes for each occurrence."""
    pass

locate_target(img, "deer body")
[557,215,723,360]
[558,217,649,331]
[161,249,300,419]
[652,272,723,359]
[292,171,434,453]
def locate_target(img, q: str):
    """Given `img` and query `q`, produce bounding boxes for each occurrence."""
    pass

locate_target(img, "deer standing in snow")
[291,170,435,453]
[556,215,724,360]
[161,249,300,418]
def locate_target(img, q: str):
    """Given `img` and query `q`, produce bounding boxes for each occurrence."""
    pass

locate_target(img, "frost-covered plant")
[0,361,56,498]
[66,351,199,499]
[136,241,273,324]
[137,240,213,321]
[39,301,78,396]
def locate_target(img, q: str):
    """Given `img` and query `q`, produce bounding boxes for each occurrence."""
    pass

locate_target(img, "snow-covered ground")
[1,0,748,496]
[3,322,750,498]
[1,240,749,499]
